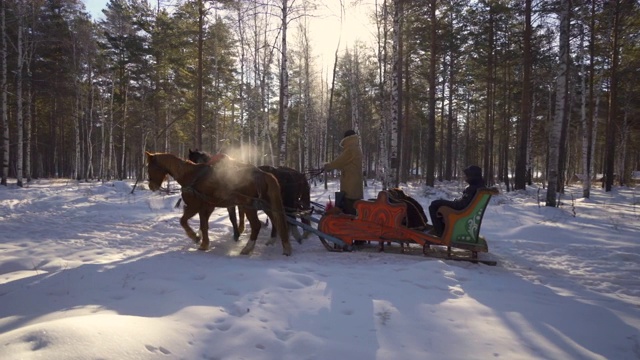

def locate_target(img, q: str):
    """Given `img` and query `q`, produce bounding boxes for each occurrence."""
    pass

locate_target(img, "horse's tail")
[263,172,292,255]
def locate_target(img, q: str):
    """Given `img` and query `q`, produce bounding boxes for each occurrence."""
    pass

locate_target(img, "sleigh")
[295,188,499,265]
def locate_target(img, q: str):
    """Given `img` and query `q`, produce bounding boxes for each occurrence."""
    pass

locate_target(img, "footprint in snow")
[144,345,171,355]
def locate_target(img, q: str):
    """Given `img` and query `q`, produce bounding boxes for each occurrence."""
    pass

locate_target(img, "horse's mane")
[188,149,236,165]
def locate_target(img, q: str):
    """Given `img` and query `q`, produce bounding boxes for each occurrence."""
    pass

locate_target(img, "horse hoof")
[198,246,208,251]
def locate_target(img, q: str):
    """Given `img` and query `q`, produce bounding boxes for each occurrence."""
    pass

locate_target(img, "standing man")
[324,130,364,215]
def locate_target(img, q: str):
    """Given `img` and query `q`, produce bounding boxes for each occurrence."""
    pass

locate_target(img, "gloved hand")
[308,168,324,178]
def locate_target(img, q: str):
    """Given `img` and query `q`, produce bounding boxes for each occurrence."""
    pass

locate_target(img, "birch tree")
[277,0,289,166]
[297,13,313,171]
[348,47,361,141]
[547,0,570,207]
[389,0,402,188]
[579,12,590,198]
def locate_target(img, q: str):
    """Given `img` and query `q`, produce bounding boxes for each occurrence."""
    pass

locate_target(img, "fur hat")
[463,165,482,178]
[343,129,356,138]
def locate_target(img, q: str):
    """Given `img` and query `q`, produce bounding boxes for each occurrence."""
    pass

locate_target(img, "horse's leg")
[265,211,281,246]
[228,206,240,241]
[238,208,245,234]
[239,208,261,255]
[301,212,312,239]
[180,205,202,244]
[300,180,312,239]
[197,206,214,251]
[286,212,303,243]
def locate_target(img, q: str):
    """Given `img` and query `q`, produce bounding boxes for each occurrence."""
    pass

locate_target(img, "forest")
[0,0,638,207]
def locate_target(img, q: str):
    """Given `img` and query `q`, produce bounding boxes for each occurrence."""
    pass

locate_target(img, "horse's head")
[145,151,168,191]
[188,148,211,164]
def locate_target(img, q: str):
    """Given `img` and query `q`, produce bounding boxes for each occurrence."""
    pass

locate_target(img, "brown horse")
[145,151,292,256]
[188,149,311,242]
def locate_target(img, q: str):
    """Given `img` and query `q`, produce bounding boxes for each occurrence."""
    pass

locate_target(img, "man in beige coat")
[324,130,364,215]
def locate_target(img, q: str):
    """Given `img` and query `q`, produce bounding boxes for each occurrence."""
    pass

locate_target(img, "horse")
[145,151,292,256]
[188,149,312,242]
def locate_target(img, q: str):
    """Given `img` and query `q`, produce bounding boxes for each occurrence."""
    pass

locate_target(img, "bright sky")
[82,0,376,71]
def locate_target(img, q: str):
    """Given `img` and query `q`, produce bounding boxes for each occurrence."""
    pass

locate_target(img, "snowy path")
[0,179,639,359]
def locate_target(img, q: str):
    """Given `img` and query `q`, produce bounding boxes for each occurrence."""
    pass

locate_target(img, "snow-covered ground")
[1,178,639,360]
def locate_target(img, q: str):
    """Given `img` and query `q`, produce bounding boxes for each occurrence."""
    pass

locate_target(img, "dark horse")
[145,151,292,256]
[188,149,311,242]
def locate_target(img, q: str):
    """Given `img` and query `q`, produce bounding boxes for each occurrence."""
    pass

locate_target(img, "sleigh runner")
[292,187,499,265]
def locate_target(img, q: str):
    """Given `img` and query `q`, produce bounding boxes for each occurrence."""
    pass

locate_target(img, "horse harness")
[180,157,270,211]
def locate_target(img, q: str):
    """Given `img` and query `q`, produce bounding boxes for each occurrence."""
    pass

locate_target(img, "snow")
[1,178,639,360]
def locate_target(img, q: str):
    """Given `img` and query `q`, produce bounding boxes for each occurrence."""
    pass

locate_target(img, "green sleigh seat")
[436,187,499,254]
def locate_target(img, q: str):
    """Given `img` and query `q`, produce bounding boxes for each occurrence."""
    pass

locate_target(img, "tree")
[515,0,532,190]
[389,0,402,187]
[604,0,623,192]
[425,0,437,187]
[15,0,25,187]
[1,0,7,186]
[547,0,570,207]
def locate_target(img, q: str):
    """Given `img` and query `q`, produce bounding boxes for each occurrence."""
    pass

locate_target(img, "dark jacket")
[428,165,485,236]
[451,165,485,210]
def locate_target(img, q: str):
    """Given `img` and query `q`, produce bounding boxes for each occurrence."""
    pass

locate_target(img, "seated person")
[428,165,485,237]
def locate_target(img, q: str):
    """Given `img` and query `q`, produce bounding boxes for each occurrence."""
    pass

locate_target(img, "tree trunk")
[349,49,361,151]
[604,0,621,192]
[119,85,128,180]
[73,42,81,180]
[580,19,590,198]
[302,18,311,172]
[445,48,455,181]
[196,0,204,149]
[374,0,389,187]
[107,75,115,180]
[236,5,247,161]
[25,69,32,182]
[325,44,339,189]
[515,0,532,190]
[16,6,24,187]
[547,0,570,207]
[1,0,8,186]
[277,0,289,166]
[426,0,437,187]
[85,68,94,180]
[389,0,402,187]
[483,5,495,186]
[584,0,597,197]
